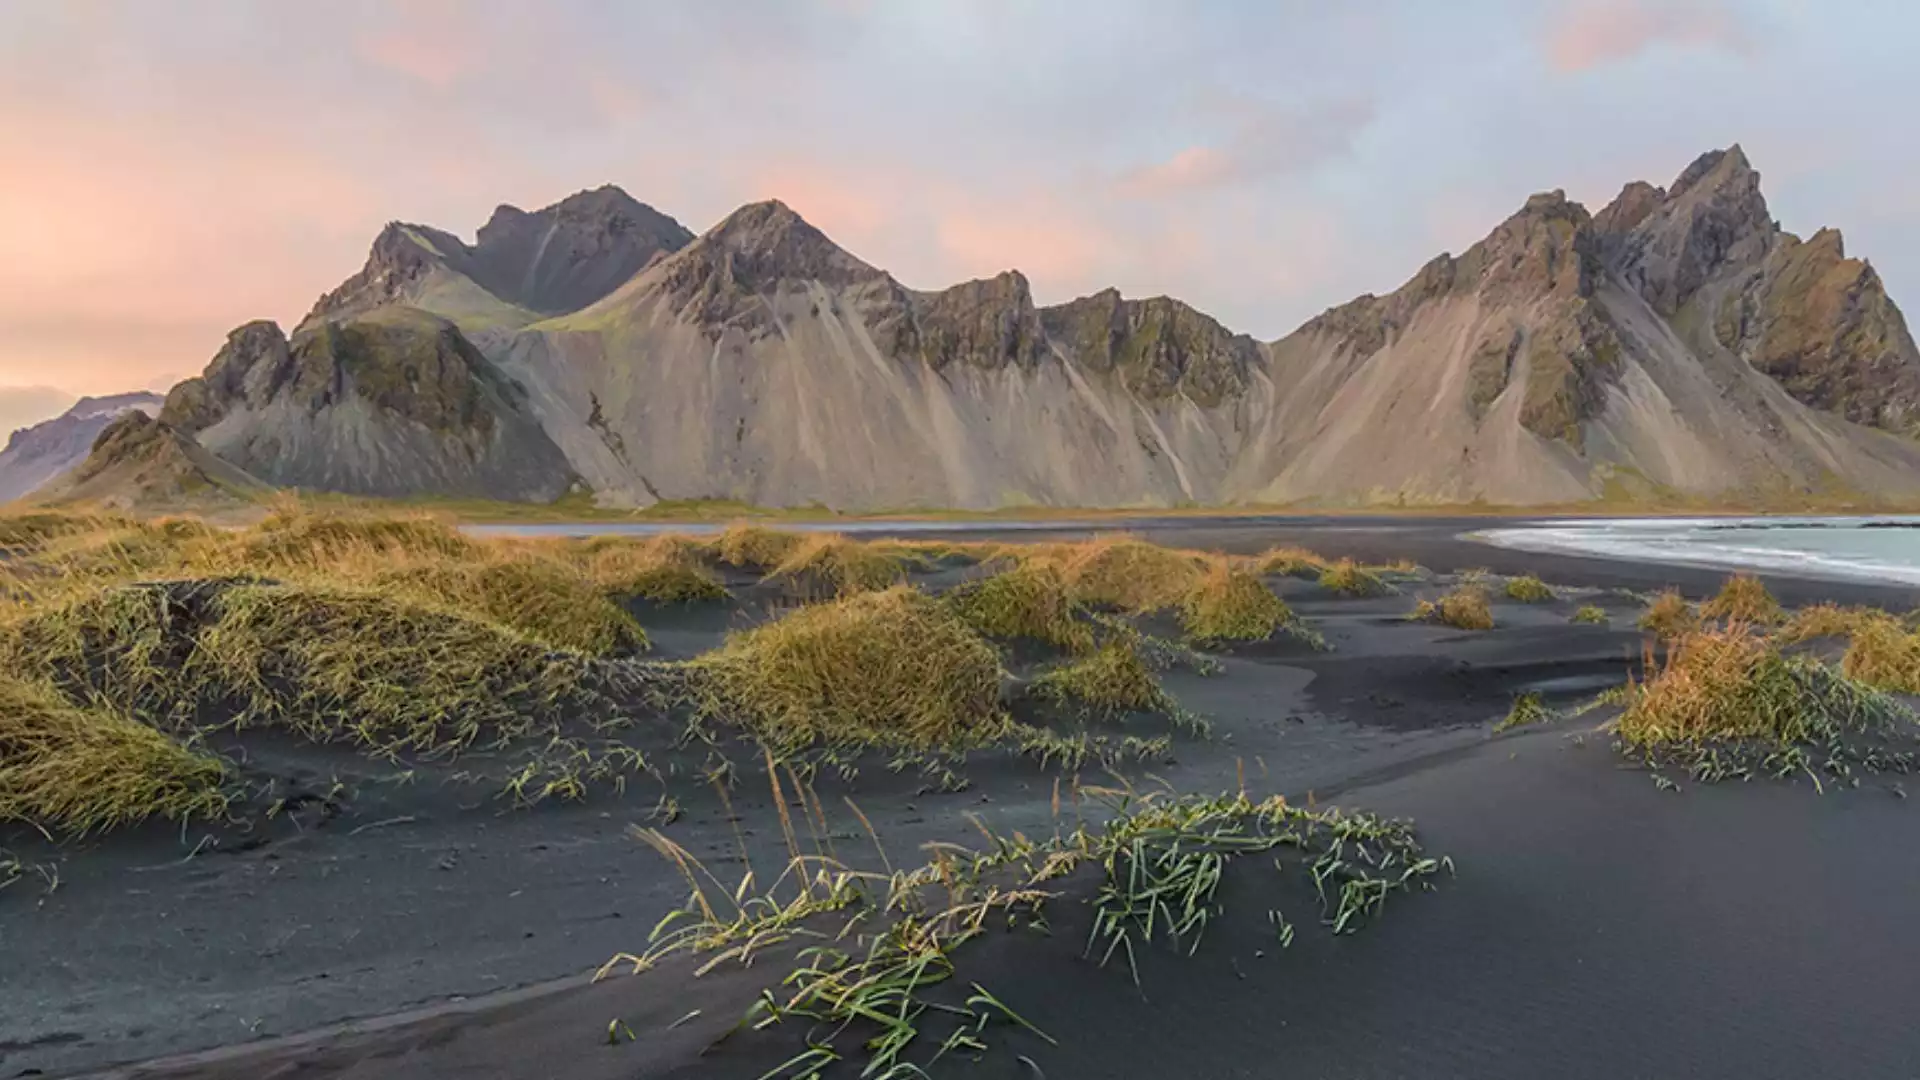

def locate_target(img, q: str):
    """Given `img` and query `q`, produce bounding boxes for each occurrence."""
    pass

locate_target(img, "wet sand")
[8,522,1920,1080]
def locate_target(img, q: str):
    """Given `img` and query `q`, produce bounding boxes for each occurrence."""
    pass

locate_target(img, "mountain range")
[36,145,1920,511]
[0,392,163,504]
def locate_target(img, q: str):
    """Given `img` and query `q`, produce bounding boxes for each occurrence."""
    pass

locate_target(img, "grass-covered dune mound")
[1614,621,1920,785]
[0,509,1315,836]
[685,586,1006,755]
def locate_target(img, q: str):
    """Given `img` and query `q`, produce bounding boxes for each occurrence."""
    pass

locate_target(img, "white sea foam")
[1473,517,1920,586]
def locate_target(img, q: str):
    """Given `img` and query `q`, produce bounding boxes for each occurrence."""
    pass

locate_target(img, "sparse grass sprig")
[1570,605,1609,625]
[1494,691,1553,733]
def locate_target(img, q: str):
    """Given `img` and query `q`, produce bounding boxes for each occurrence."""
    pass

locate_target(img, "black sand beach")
[8,517,1920,1080]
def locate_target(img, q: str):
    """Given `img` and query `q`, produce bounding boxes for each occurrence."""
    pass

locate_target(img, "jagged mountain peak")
[1670,143,1756,202]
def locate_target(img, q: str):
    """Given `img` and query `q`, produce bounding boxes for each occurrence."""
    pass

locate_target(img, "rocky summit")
[0,392,162,504]
[38,148,1920,510]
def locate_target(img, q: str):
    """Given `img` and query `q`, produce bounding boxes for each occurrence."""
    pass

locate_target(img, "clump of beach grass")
[1614,625,1914,785]
[1178,562,1295,644]
[1029,633,1176,719]
[1409,586,1494,630]
[1250,545,1329,579]
[1700,573,1782,625]
[1570,605,1609,625]
[0,509,135,553]
[764,533,906,598]
[377,555,648,655]
[582,538,728,604]
[1838,619,1920,693]
[231,506,481,572]
[715,523,807,572]
[943,561,1095,653]
[1504,575,1555,602]
[1318,558,1392,597]
[1054,536,1208,612]
[1777,603,1896,645]
[4,579,605,759]
[0,673,229,835]
[684,586,1005,756]
[1638,589,1698,639]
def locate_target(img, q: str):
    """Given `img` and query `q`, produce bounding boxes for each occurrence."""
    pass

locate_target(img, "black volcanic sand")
[7,521,1920,1080]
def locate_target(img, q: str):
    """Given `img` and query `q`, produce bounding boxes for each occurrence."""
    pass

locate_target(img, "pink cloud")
[934,205,1115,286]
[1545,0,1753,73]
[1115,97,1373,199]
[353,0,485,89]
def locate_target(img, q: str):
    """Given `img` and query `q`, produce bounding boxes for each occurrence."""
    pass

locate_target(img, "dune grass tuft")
[1250,546,1329,579]
[1700,573,1782,625]
[764,533,907,598]
[1638,589,1698,639]
[1570,605,1609,625]
[3,579,604,759]
[715,523,807,572]
[944,561,1095,653]
[377,555,648,656]
[581,539,729,604]
[1494,691,1552,733]
[1838,619,1920,693]
[1178,562,1295,643]
[234,507,482,570]
[1318,558,1392,598]
[1054,537,1208,612]
[1029,633,1176,719]
[1504,575,1555,602]
[685,586,1005,755]
[0,509,134,553]
[0,673,229,835]
[1777,603,1896,644]
[1615,625,1910,755]
[1410,586,1494,630]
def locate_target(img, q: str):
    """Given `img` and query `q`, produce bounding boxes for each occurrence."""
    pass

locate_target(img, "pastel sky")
[2,0,1916,428]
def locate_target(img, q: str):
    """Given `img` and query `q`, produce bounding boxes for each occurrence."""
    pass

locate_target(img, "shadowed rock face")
[1614,146,1777,317]
[305,187,693,329]
[1039,290,1260,406]
[469,186,694,315]
[162,310,575,501]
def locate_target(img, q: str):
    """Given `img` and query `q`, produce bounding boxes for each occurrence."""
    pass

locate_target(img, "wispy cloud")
[1544,0,1754,73]
[1117,97,1375,198]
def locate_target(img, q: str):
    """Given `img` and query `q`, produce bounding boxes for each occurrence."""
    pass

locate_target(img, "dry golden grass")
[0,509,135,553]
[1839,619,1920,693]
[1051,536,1208,612]
[1250,545,1329,579]
[1504,575,1555,602]
[1318,559,1392,598]
[715,523,807,571]
[1570,604,1609,625]
[1613,624,1904,749]
[943,561,1095,653]
[375,555,649,655]
[1776,603,1896,644]
[1410,586,1494,630]
[765,533,907,598]
[1638,589,1698,639]
[1,579,601,759]
[0,673,229,835]
[1179,562,1293,643]
[578,537,728,604]
[1700,573,1782,625]
[685,586,1005,755]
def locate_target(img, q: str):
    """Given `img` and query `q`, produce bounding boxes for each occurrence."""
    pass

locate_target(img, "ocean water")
[1474,516,1920,586]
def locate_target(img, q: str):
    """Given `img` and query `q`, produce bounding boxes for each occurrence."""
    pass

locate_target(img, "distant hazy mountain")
[0,392,162,503]
[56,150,1920,510]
